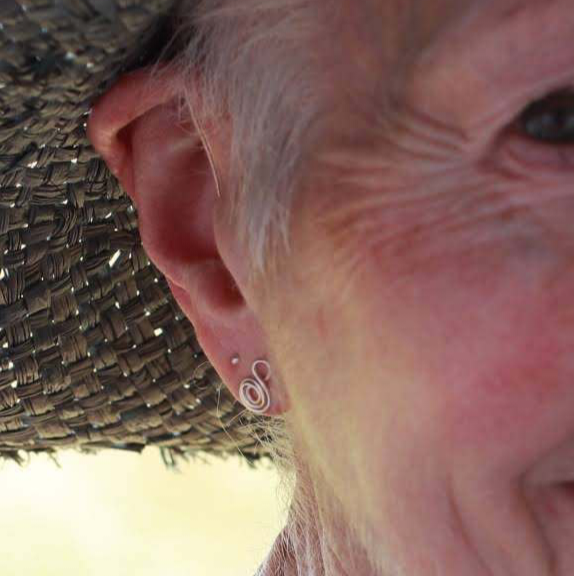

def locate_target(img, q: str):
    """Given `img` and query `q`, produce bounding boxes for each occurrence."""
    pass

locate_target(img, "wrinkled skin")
[87,0,573,574]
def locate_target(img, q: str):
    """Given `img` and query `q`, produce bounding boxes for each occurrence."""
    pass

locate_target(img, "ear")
[86,65,289,415]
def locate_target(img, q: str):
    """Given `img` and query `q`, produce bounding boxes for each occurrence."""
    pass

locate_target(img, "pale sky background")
[0,447,286,576]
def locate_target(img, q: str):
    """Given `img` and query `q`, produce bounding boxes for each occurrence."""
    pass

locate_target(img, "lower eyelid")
[490,124,574,178]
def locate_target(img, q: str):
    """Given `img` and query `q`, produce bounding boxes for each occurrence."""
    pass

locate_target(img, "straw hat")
[0,0,272,469]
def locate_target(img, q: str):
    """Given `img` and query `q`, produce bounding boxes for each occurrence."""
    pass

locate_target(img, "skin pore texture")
[87,0,573,574]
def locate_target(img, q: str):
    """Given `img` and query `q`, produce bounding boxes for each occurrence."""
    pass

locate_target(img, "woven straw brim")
[0,0,273,469]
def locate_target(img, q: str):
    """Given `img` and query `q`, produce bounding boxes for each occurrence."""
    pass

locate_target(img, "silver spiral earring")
[239,359,272,414]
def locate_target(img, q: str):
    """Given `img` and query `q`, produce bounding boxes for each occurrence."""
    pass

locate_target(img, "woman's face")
[85,0,572,572]
[255,1,573,574]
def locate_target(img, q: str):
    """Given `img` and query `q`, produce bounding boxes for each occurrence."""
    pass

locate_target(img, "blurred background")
[0,448,286,576]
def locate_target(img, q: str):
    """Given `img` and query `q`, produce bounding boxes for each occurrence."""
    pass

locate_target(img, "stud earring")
[238,359,271,414]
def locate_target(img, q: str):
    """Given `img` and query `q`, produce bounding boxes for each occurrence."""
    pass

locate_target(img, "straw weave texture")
[0,0,272,468]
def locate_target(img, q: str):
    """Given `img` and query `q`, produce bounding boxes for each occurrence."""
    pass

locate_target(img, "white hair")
[141,0,333,500]
[153,0,331,288]
[146,3,384,571]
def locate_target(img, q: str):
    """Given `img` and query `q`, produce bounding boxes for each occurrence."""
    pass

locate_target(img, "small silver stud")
[230,354,240,366]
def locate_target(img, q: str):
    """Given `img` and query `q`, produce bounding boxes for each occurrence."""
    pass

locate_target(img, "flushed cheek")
[444,308,571,481]
[439,262,570,484]
[358,226,572,484]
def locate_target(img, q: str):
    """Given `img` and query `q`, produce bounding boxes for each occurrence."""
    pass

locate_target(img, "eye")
[496,87,573,173]
[518,87,573,145]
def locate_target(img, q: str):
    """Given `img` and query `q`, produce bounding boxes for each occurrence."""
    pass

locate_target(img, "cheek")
[360,226,573,483]
[274,174,571,530]
[440,282,571,474]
